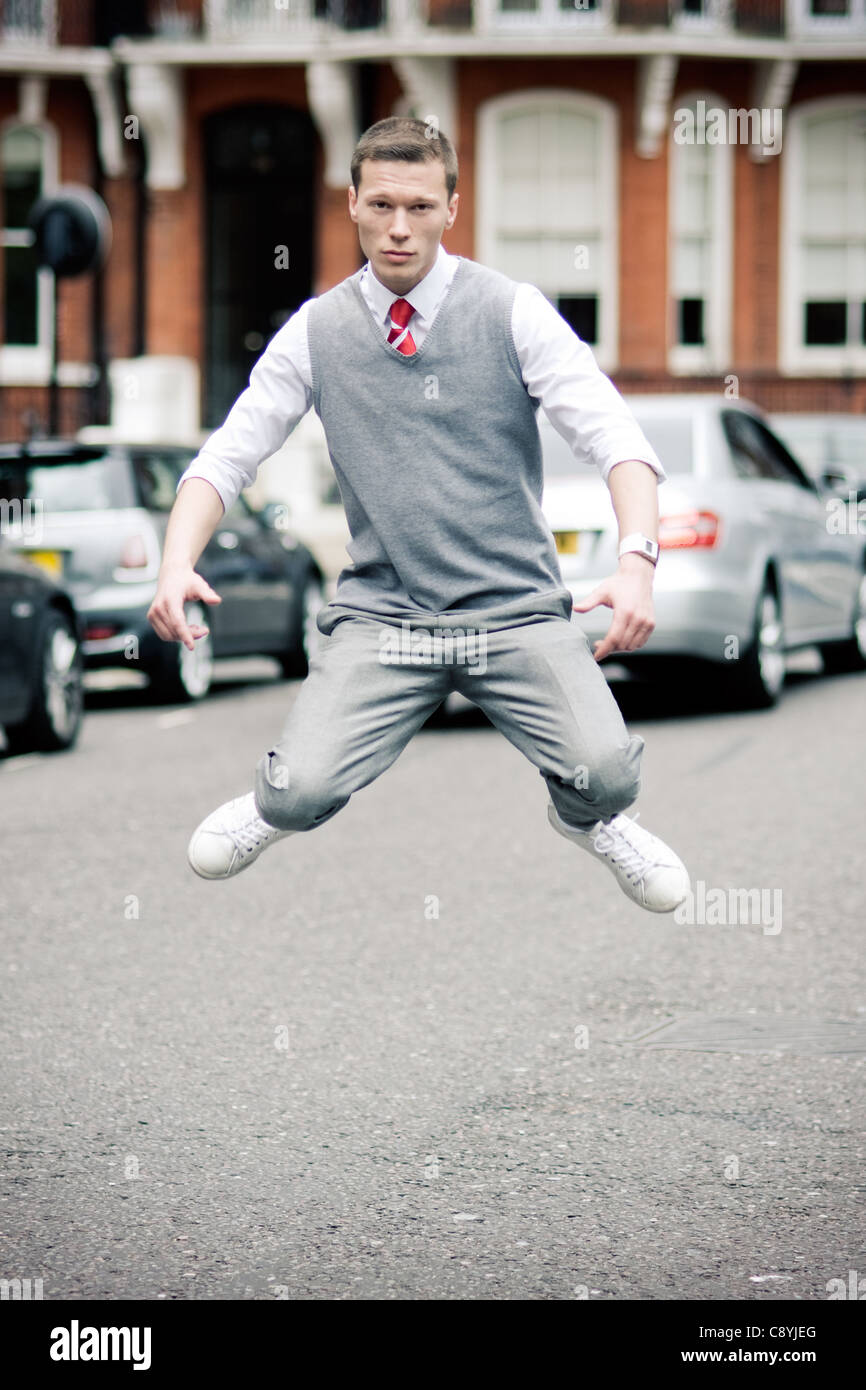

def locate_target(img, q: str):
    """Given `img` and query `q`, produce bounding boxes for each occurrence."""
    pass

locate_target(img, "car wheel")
[725,581,786,710]
[819,569,866,675]
[279,569,324,679]
[6,607,84,753]
[145,602,214,703]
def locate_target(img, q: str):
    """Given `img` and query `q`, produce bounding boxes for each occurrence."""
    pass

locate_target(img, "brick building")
[0,0,864,442]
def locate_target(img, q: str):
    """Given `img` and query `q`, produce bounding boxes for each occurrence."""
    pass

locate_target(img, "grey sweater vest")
[307,255,572,634]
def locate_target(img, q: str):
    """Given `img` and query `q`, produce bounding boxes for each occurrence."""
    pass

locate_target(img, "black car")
[0,546,84,753]
[0,439,325,702]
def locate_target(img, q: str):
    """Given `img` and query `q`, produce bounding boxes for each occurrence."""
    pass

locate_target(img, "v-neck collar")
[349,256,467,364]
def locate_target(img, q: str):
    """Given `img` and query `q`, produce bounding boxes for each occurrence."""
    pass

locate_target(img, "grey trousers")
[254,611,644,833]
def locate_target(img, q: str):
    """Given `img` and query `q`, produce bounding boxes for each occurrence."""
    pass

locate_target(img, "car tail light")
[85,623,120,641]
[117,534,149,570]
[658,510,721,550]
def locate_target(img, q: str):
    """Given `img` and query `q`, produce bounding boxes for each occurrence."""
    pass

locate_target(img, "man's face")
[348,159,458,295]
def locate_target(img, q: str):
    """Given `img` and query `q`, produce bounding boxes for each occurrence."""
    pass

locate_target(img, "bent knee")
[548,734,644,821]
[254,750,348,831]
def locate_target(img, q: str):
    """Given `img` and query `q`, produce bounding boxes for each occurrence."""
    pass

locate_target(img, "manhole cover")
[622,1015,866,1055]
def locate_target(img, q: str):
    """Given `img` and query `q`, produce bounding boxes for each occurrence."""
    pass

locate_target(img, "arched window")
[0,122,58,384]
[668,93,733,374]
[781,98,866,374]
[477,90,618,366]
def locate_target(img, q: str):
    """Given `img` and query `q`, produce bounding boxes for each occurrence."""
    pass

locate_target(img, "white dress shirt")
[178,242,667,512]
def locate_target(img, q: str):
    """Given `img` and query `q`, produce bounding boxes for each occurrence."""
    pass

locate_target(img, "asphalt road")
[1,656,864,1301]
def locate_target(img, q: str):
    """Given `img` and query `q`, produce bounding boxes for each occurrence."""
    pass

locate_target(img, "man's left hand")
[572,555,656,662]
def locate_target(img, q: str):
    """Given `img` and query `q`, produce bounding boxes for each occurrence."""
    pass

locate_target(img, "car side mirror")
[819,465,858,497]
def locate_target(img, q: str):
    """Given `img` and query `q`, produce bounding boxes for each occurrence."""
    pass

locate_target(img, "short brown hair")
[351,117,458,201]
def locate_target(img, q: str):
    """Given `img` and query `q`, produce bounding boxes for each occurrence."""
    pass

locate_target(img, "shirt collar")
[363,242,453,324]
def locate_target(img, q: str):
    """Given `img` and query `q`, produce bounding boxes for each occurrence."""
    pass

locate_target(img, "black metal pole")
[49,270,59,436]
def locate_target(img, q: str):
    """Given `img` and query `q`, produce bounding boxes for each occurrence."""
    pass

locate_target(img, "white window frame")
[788,0,866,38]
[476,89,619,370]
[779,95,866,376]
[667,91,733,376]
[475,0,614,32]
[0,120,59,387]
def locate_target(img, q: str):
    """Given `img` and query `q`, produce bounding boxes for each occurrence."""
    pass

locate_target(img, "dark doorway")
[203,105,316,428]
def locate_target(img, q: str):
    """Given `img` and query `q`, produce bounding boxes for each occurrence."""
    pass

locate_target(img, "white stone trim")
[0,356,99,387]
[107,30,866,63]
[306,60,360,190]
[18,75,46,124]
[84,68,127,180]
[391,56,456,147]
[748,58,797,164]
[0,49,115,76]
[125,63,186,190]
[636,54,679,159]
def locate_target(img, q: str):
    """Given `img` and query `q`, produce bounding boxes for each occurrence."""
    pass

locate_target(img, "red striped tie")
[387,297,416,355]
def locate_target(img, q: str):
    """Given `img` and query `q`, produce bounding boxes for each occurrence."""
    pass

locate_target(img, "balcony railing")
[0,0,57,44]
[196,0,798,41]
[614,1,784,33]
[203,0,320,36]
[733,0,785,35]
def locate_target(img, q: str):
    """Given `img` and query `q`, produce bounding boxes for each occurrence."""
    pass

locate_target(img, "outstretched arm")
[573,458,659,662]
[148,303,315,651]
[147,478,225,650]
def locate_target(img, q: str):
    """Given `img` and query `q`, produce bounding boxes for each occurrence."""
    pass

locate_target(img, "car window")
[769,420,827,474]
[132,453,190,512]
[0,453,135,512]
[541,415,694,476]
[722,411,817,490]
[721,410,776,480]
[750,420,817,491]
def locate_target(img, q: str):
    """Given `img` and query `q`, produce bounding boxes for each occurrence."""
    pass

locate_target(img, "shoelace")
[591,813,653,885]
[227,813,279,856]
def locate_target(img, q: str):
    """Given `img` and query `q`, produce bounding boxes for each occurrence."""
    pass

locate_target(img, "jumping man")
[147,117,691,914]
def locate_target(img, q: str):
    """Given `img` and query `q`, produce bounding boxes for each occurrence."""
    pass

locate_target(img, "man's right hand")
[147,566,222,651]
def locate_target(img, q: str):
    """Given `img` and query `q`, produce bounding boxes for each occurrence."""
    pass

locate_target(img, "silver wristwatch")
[618,532,659,566]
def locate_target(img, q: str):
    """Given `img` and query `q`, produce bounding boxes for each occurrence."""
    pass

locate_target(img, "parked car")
[540,394,866,709]
[770,413,866,498]
[0,545,84,752]
[0,439,325,702]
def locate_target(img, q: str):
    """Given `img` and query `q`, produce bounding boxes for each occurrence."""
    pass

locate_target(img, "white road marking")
[156,710,196,729]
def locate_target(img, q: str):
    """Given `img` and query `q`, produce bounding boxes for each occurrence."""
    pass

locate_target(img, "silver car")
[770,412,866,496]
[541,394,866,709]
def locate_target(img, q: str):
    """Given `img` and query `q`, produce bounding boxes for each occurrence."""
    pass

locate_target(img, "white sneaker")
[188,792,294,880]
[548,803,690,913]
